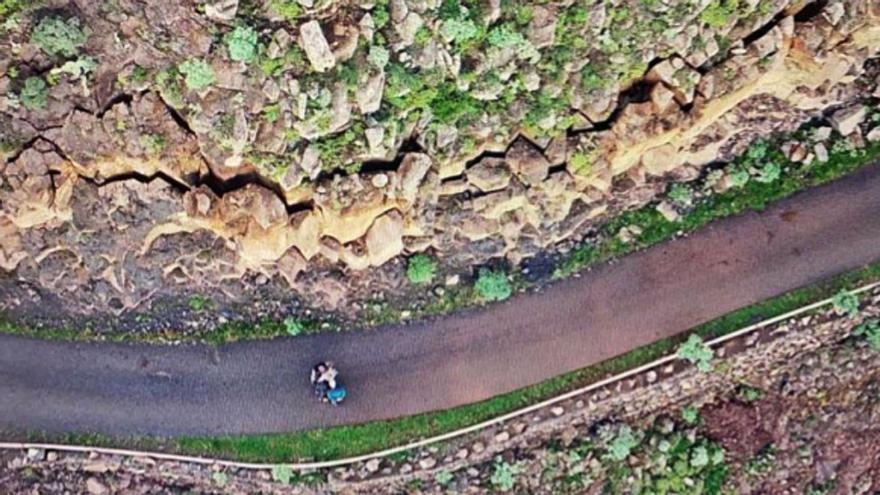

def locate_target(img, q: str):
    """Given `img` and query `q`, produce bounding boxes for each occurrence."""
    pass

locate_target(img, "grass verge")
[21,259,880,462]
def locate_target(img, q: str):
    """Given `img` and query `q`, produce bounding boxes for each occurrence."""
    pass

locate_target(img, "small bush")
[853,318,880,350]
[271,464,292,484]
[178,59,215,90]
[737,385,764,402]
[682,406,699,425]
[31,16,88,58]
[19,77,48,110]
[831,289,859,318]
[489,457,520,491]
[728,168,750,188]
[366,45,390,68]
[406,254,436,285]
[441,17,480,44]
[475,268,511,301]
[569,152,592,176]
[0,0,28,21]
[284,317,305,336]
[226,25,258,63]
[755,162,782,183]
[677,334,714,372]
[603,424,639,461]
[266,0,302,21]
[700,0,739,28]
[211,471,227,487]
[139,133,165,155]
[434,469,453,486]
[187,295,212,311]
[667,183,693,206]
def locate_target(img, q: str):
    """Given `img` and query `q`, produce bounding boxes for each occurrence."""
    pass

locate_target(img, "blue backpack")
[327,386,347,404]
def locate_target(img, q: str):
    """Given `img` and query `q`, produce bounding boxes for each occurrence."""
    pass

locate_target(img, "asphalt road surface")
[3,163,880,437]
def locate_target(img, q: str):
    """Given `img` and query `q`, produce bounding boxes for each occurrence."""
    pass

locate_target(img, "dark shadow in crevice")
[793,0,829,22]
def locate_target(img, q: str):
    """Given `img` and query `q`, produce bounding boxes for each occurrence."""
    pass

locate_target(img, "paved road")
[3,164,880,437]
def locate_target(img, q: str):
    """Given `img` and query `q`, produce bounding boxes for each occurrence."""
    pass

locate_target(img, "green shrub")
[489,457,520,491]
[677,334,714,372]
[139,134,166,155]
[487,23,525,48]
[475,268,511,301]
[366,45,390,68]
[737,385,764,402]
[19,76,48,110]
[178,59,215,90]
[728,168,750,188]
[187,295,212,311]
[283,317,305,336]
[30,16,88,57]
[853,318,880,350]
[831,289,859,318]
[682,406,699,425]
[569,152,592,176]
[211,471,227,487]
[441,17,480,44]
[604,424,639,461]
[263,103,281,123]
[266,0,302,20]
[372,0,390,28]
[700,0,740,28]
[755,162,781,183]
[406,254,436,285]
[434,469,453,486]
[1,0,29,24]
[271,464,292,484]
[226,25,259,63]
[667,183,693,206]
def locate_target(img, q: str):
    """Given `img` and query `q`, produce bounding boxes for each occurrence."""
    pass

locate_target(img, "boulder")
[641,144,679,175]
[829,105,866,136]
[466,157,511,192]
[506,139,550,185]
[357,71,385,114]
[656,201,680,222]
[398,153,432,200]
[299,21,336,72]
[205,0,238,22]
[365,211,404,266]
[86,478,109,495]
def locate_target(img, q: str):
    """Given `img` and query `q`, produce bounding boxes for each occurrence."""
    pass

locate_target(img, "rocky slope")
[1,0,879,326]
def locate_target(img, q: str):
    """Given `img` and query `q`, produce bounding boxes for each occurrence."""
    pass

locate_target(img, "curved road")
[3,164,880,437]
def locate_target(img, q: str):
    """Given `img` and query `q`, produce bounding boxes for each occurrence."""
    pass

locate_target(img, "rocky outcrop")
[1,0,879,317]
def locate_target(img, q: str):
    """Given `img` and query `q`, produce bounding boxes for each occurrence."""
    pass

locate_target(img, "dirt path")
[2,164,880,437]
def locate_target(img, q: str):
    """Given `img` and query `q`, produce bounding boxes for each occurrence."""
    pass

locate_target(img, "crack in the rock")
[90,170,191,194]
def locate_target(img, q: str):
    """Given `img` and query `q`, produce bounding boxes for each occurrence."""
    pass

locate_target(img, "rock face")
[0,0,878,319]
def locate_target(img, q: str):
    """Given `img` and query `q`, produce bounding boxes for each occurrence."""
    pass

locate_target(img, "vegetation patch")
[406,254,437,285]
[177,59,215,91]
[19,76,48,110]
[474,268,512,302]
[225,25,259,63]
[30,15,88,58]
